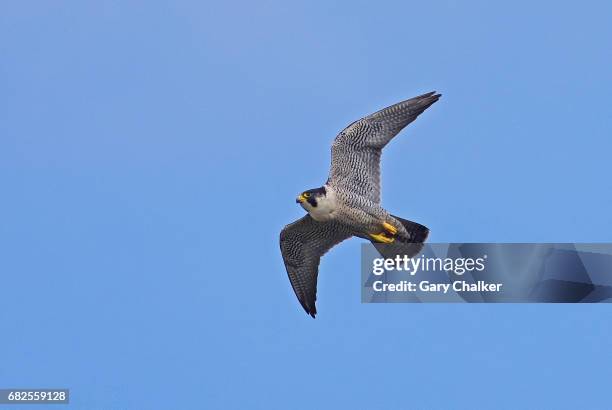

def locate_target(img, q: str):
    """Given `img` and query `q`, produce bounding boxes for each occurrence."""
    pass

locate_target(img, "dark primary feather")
[280,215,353,318]
[328,92,441,203]
[364,91,441,148]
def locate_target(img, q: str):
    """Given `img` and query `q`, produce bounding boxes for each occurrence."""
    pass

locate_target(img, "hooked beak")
[296,194,306,204]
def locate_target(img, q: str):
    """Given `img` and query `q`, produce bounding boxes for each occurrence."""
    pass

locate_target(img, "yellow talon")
[382,222,397,236]
[369,232,395,244]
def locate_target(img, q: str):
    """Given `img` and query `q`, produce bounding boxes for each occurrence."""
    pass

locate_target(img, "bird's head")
[296,186,327,210]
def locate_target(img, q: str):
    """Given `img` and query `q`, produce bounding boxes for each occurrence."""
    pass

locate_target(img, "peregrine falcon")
[280,92,441,317]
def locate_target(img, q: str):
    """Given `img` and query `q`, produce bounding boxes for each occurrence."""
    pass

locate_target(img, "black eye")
[303,192,310,198]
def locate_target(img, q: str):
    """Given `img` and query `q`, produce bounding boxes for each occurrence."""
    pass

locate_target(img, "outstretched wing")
[328,92,441,203]
[280,215,353,318]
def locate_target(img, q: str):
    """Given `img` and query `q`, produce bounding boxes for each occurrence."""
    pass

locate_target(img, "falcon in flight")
[280,92,441,317]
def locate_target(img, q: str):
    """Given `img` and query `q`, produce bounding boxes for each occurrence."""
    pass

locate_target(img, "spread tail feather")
[392,215,429,243]
[372,216,429,260]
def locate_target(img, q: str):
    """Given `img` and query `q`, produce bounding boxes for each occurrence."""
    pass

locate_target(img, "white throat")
[302,185,337,222]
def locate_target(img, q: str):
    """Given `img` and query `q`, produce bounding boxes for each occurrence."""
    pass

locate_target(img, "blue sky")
[1,1,611,409]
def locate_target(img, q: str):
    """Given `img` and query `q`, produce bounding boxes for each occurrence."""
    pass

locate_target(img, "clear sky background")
[1,1,611,409]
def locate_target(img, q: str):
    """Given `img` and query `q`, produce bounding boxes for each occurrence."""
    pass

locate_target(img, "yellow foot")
[382,222,397,236]
[369,232,395,244]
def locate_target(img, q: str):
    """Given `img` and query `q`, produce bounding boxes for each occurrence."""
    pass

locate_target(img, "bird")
[280,91,441,317]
